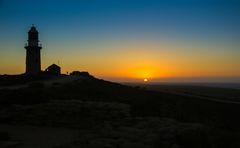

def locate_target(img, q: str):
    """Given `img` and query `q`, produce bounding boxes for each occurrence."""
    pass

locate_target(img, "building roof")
[47,64,60,69]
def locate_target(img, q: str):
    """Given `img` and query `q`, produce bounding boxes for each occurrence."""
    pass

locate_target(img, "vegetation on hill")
[0,76,240,147]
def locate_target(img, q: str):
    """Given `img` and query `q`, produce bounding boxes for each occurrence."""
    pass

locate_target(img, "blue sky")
[1,0,239,42]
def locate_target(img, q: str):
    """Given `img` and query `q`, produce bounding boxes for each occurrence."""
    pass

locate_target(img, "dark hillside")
[1,76,240,147]
[1,77,240,130]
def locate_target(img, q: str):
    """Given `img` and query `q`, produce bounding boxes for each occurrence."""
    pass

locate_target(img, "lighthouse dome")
[29,25,38,33]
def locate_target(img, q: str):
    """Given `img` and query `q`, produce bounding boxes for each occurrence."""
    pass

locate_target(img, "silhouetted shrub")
[70,71,93,78]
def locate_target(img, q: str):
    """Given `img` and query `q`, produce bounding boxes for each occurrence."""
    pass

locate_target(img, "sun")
[143,78,148,82]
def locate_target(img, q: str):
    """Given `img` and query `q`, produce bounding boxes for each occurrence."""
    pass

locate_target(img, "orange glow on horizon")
[1,39,240,81]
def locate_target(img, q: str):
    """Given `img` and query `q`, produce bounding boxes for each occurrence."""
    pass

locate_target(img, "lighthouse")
[25,25,42,75]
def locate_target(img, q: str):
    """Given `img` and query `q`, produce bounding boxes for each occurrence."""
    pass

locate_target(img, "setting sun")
[144,78,148,82]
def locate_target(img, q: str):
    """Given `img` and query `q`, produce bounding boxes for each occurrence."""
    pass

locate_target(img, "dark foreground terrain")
[0,75,240,148]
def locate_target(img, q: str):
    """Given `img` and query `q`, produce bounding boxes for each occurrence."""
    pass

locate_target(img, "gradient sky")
[0,0,240,82]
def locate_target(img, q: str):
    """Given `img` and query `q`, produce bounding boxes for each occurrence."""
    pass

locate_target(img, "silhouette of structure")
[25,25,42,75]
[45,64,61,75]
[24,25,61,76]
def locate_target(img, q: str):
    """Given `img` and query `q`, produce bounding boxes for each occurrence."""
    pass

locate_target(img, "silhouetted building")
[70,71,93,78]
[70,71,88,76]
[45,64,61,75]
[24,25,42,75]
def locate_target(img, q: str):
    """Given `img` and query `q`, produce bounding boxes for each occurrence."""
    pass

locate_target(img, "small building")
[45,64,61,75]
[70,71,90,76]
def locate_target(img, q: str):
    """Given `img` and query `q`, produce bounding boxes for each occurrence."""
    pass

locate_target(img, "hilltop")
[0,74,240,147]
